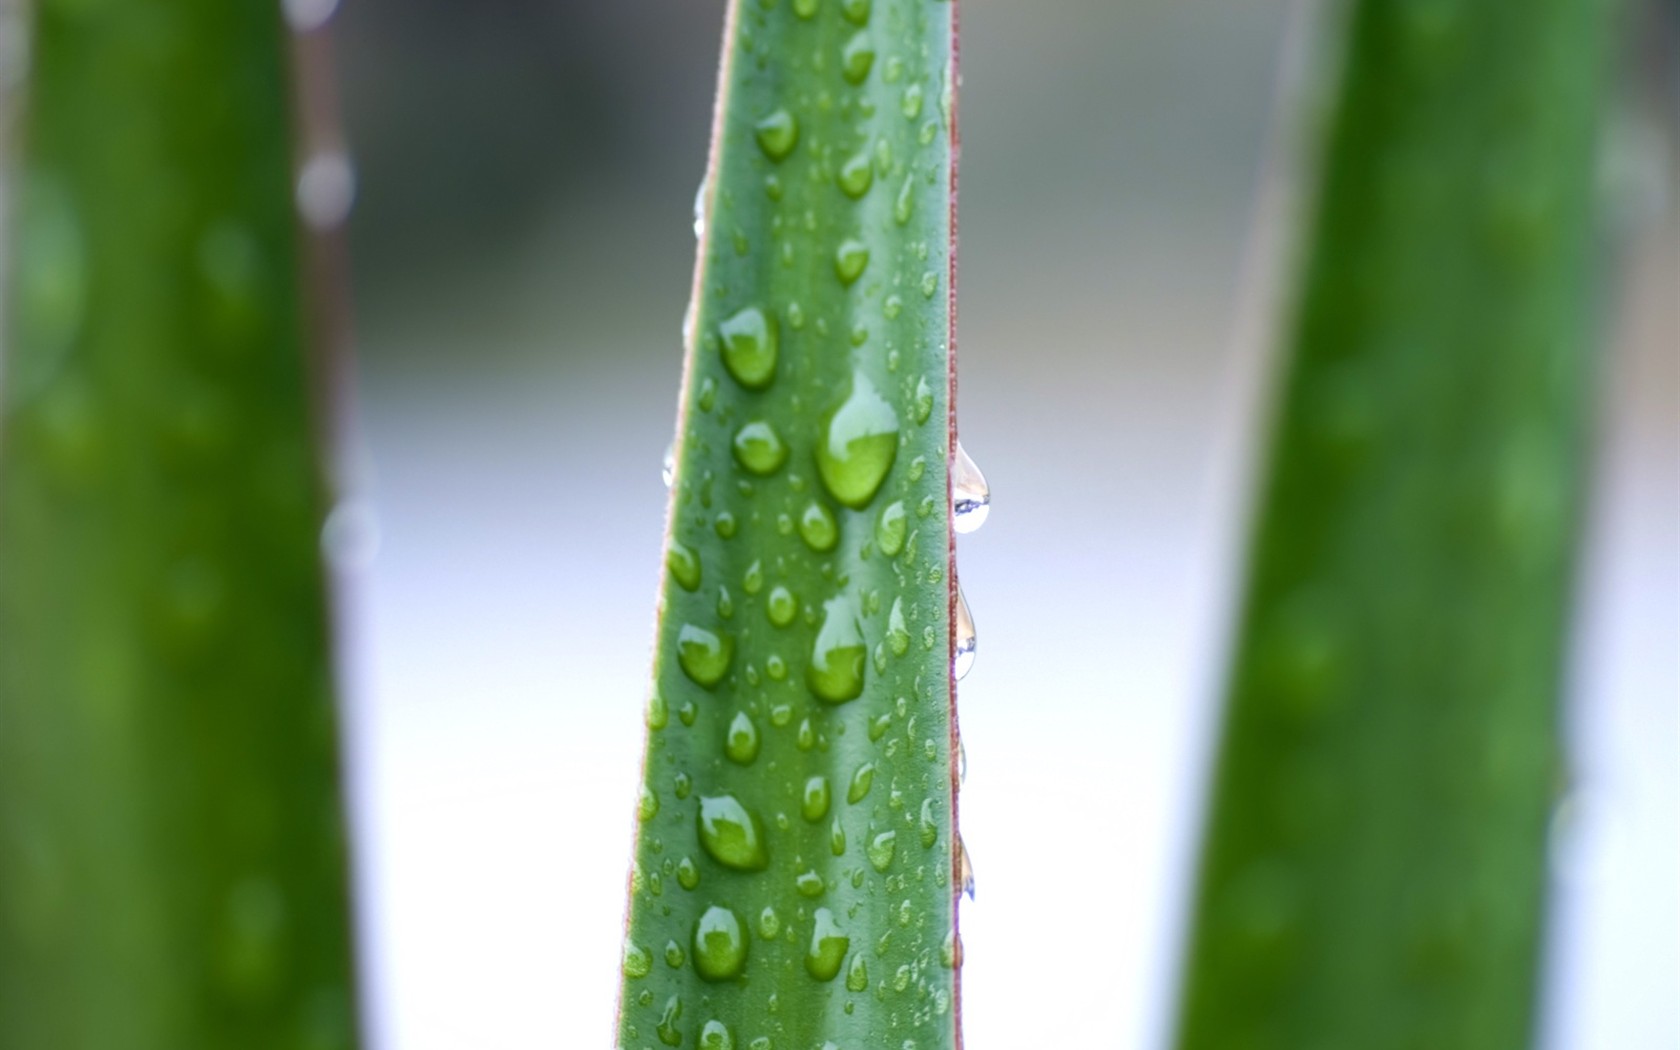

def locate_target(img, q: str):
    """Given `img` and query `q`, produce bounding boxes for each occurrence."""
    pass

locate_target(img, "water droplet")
[958,836,975,899]
[913,377,935,426]
[725,712,761,765]
[802,776,832,822]
[699,1020,735,1050]
[952,443,990,533]
[296,151,356,230]
[679,700,698,727]
[697,795,769,871]
[758,906,781,939]
[940,928,961,968]
[698,376,718,412]
[657,995,684,1046]
[920,270,939,298]
[796,718,817,751]
[844,951,871,992]
[668,541,702,591]
[796,869,826,898]
[919,799,939,848]
[766,653,787,680]
[638,785,660,822]
[799,501,840,552]
[848,762,876,804]
[953,588,976,680]
[693,176,709,239]
[714,511,738,539]
[805,908,849,981]
[838,152,874,198]
[677,856,700,890]
[885,597,911,656]
[674,772,693,799]
[876,501,908,556]
[755,109,800,162]
[693,906,748,981]
[623,940,652,978]
[743,559,764,595]
[647,692,669,730]
[720,306,779,389]
[830,817,848,855]
[867,830,898,872]
[665,939,687,968]
[792,0,819,18]
[818,371,899,508]
[767,585,798,627]
[809,596,867,703]
[677,624,732,687]
[834,239,870,286]
[840,0,870,24]
[841,32,875,85]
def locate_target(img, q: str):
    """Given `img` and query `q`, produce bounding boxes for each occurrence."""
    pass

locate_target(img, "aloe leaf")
[617,1,962,1047]
[0,5,357,1048]
[1177,1,1608,1047]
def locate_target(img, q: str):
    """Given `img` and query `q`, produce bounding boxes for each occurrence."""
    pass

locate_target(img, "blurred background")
[317,1,1678,1047]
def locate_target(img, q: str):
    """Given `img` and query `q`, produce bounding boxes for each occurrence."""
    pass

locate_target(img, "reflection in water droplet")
[805,908,849,981]
[809,596,867,703]
[697,795,769,871]
[818,371,899,508]
[954,587,976,680]
[952,443,990,534]
[693,906,748,981]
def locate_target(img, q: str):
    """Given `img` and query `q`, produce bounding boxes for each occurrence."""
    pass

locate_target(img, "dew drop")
[792,0,819,18]
[848,762,876,804]
[623,940,652,978]
[838,152,874,199]
[658,996,685,1047]
[876,501,908,556]
[638,785,660,822]
[693,906,748,981]
[743,559,764,595]
[646,692,669,730]
[920,270,939,298]
[802,776,832,822]
[796,869,826,898]
[919,799,939,848]
[817,371,900,508]
[953,588,976,680]
[677,856,700,890]
[725,712,761,765]
[755,109,800,162]
[697,795,769,871]
[699,1020,735,1050]
[839,0,870,24]
[913,376,935,425]
[834,239,870,286]
[958,836,976,899]
[809,595,867,703]
[677,624,733,687]
[667,541,702,591]
[805,908,849,981]
[830,817,848,855]
[662,444,676,487]
[714,511,738,539]
[867,830,898,873]
[665,939,687,968]
[886,597,910,656]
[693,176,709,239]
[720,307,779,389]
[846,952,869,992]
[952,443,990,533]
[767,585,798,628]
[799,501,840,552]
[841,32,875,85]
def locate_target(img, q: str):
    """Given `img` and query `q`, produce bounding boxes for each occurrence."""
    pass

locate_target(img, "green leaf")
[1177,1,1609,1047]
[0,5,357,1048]
[618,0,961,1047]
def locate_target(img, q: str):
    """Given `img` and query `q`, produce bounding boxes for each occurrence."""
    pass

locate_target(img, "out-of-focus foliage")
[0,4,358,1048]
[1177,0,1610,1046]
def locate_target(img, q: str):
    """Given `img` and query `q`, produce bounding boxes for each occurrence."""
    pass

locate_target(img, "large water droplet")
[809,596,867,703]
[834,239,870,286]
[623,940,652,978]
[805,908,849,981]
[817,371,900,508]
[952,443,990,533]
[837,152,874,199]
[954,588,976,680]
[725,712,761,765]
[799,501,839,552]
[841,32,876,85]
[697,795,769,871]
[694,905,748,981]
[867,830,897,873]
[658,996,684,1046]
[699,1020,735,1050]
[733,420,788,475]
[678,624,733,687]
[667,541,701,591]
[802,776,832,822]
[720,306,779,389]
[755,109,799,162]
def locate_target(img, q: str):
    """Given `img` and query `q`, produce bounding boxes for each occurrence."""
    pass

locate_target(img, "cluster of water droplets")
[949,440,987,906]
